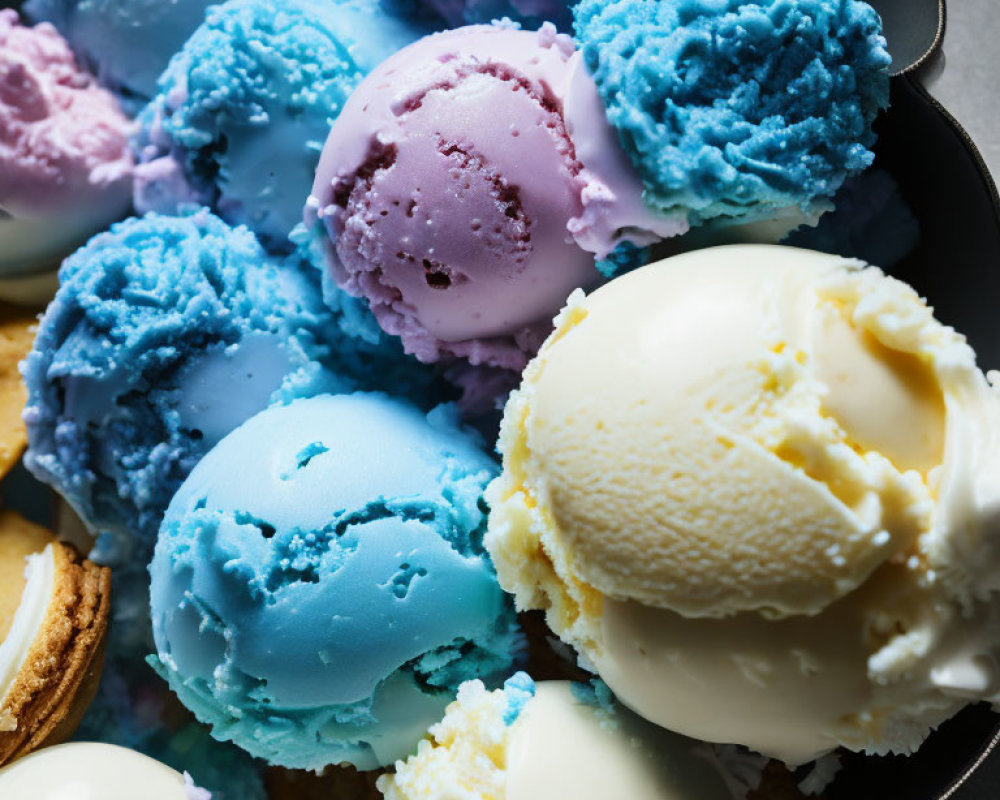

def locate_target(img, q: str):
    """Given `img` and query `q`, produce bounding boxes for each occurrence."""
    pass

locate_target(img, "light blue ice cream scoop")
[148,393,522,770]
[133,0,434,251]
[22,210,440,563]
[23,0,215,104]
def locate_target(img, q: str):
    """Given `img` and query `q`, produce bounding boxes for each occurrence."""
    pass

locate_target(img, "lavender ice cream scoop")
[307,23,680,371]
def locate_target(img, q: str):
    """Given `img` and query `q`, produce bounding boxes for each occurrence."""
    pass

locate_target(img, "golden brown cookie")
[0,306,37,479]
[0,509,110,766]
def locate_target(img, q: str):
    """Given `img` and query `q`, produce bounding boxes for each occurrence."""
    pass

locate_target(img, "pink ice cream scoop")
[307,23,682,370]
[0,9,132,281]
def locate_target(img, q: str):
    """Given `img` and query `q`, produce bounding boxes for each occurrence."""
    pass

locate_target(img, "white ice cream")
[487,245,1000,764]
[0,742,195,799]
[379,677,735,800]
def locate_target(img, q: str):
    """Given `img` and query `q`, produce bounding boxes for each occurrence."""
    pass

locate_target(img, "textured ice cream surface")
[308,22,682,371]
[0,742,208,799]
[22,0,214,105]
[385,0,573,29]
[22,209,438,563]
[0,9,132,278]
[134,0,432,250]
[379,674,734,800]
[574,0,891,228]
[487,245,1000,764]
[149,393,521,770]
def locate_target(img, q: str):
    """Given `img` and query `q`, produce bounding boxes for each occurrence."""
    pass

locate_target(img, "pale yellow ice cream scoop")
[486,245,1000,764]
[378,675,736,800]
[0,742,201,798]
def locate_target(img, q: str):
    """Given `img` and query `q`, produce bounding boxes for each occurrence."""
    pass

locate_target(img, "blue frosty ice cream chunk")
[385,0,572,29]
[574,0,892,227]
[22,210,439,558]
[133,0,433,250]
[148,393,521,770]
[501,671,536,725]
[23,0,214,104]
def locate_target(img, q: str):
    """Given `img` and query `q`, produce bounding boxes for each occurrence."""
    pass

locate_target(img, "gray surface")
[916,0,1000,185]
[871,0,943,74]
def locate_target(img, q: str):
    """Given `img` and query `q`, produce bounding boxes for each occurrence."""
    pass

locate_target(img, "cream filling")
[0,545,55,730]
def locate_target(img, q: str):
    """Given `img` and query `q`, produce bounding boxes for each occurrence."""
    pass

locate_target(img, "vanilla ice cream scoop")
[379,674,735,800]
[0,742,208,799]
[486,245,1000,764]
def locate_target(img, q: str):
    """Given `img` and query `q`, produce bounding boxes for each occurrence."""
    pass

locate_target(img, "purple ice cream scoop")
[307,23,680,371]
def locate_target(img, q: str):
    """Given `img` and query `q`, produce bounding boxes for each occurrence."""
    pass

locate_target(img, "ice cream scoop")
[149,393,521,770]
[23,0,214,104]
[309,1,890,373]
[22,210,437,562]
[487,245,1000,764]
[0,307,37,478]
[574,0,891,231]
[0,741,209,799]
[134,0,433,250]
[0,10,132,294]
[379,673,735,800]
[307,23,677,371]
[0,509,110,765]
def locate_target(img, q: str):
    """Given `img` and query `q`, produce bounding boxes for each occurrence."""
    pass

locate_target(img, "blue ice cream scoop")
[133,0,434,251]
[23,0,215,104]
[574,0,892,230]
[22,210,439,561]
[148,393,522,770]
